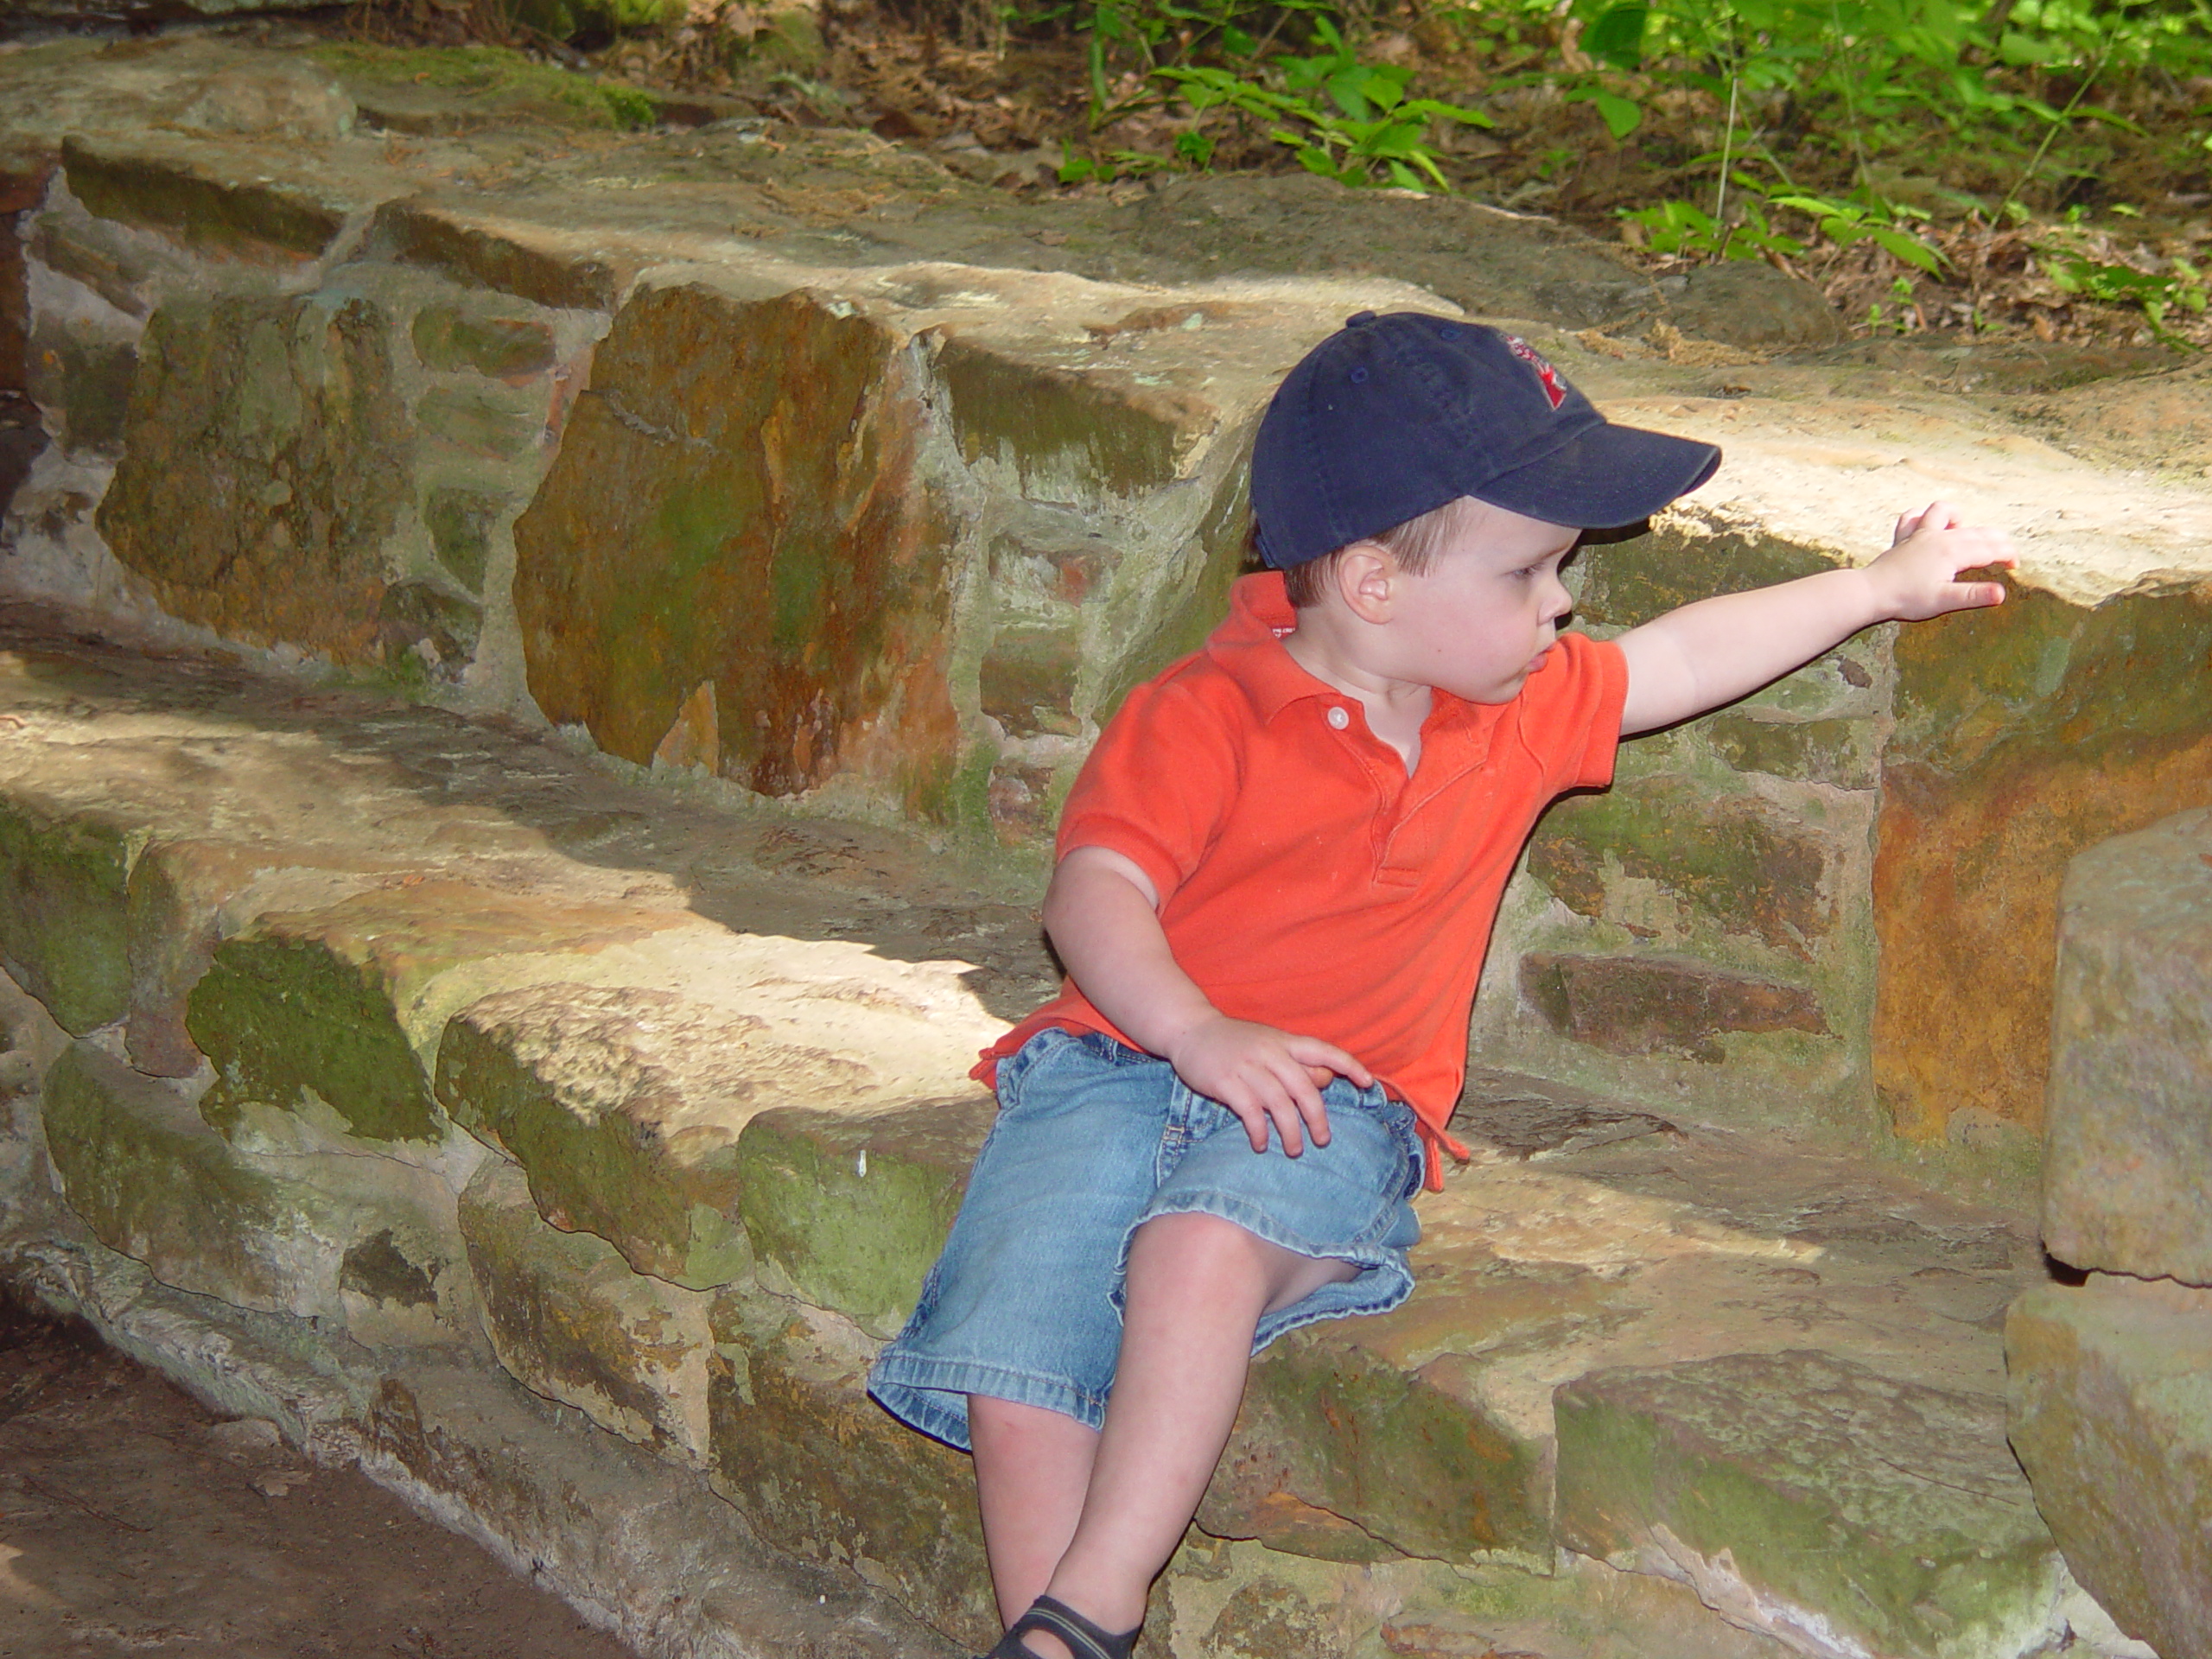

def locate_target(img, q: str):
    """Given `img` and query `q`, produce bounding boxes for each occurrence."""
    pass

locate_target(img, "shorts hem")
[1126,1189,1417,1350]
[868,1353,1110,1452]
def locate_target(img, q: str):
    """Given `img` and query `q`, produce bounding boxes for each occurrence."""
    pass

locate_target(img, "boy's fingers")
[1289,1035,1372,1087]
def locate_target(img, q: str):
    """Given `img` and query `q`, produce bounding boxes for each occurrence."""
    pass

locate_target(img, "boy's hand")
[1867,500,2017,621]
[1166,1016,1372,1157]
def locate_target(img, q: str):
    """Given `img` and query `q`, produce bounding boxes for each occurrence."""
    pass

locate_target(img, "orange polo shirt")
[975,571,1627,1188]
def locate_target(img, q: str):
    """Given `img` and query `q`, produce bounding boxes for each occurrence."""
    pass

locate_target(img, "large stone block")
[1554,1351,2057,1659]
[708,1281,996,1649]
[1519,953,1827,1064]
[2044,807,2212,1282]
[513,283,956,803]
[935,331,1217,503]
[188,885,682,1144]
[2006,1274,2212,1659]
[1526,778,1838,962]
[734,1093,995,1339]
[42,1040,468,1336]
[435,982,807,1289]
[60,135,356,261]
[0,791,133,1036]
[368,198,623,312]
[1876,576,2212,1139]
[1200,1312,1552,1566]
[98,291,414,662]
[459,1156,716,1466]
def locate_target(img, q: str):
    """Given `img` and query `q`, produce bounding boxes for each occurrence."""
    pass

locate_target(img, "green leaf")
[1867,226,1944,274]
[1584,2,1649,69]
[1591,90,1642,138]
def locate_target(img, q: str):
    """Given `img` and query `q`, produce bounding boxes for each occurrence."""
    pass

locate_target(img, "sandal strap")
[990,1594,1140,1659]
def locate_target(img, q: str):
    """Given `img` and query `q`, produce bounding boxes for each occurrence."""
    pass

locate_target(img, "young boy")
[868,311,2015,1659]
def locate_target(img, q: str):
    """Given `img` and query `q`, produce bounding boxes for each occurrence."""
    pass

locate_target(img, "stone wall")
[3,33,2211,1659]
[2006,808,2212,1659]
[10,36,2208,1160]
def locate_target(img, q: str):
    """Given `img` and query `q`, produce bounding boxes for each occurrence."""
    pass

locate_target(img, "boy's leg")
[1001,1211,1355,1659]
[969,1397,1096,1627]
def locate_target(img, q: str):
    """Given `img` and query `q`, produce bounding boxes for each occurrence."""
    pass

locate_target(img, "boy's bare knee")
[1129,1211,1356,1313]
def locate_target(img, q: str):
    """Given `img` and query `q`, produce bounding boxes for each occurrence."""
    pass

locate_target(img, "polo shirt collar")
[1205,572,1485,739]
[1205,572,1338,722]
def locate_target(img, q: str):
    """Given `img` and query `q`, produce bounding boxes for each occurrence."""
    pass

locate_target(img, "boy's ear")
[1334,543,1398,623]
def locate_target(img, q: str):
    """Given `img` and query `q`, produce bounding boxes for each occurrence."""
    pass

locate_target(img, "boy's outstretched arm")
[1042,846,1372,1155]
[1615,501,2016,735]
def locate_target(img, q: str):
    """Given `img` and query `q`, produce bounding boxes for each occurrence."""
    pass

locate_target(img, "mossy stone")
[423,486,505,594]
[734,1095,994,1338]
[98,292,412,663]
[0,795,133,1037]
[188,930,442,1142]
[460,1157,716,1463]
[1555,1351,2056,1659]
[1705,714,1878,789]
[60,137,350,258]
[1527,777,1834,958]
[410,304,556,378]
[414,384,538,459]
[435,982,784,1290]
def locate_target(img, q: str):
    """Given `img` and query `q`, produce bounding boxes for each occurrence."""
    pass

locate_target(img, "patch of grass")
[309,42,664,129]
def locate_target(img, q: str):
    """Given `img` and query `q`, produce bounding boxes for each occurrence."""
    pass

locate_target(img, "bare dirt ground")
[0,1294,638,1659]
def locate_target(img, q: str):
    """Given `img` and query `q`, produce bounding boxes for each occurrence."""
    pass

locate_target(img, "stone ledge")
[1,1225,966,1659]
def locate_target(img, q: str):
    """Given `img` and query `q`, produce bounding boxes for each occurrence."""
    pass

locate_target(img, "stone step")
[3,34,2203,1659]
[7,34,2209,1166]
[0,607,2138,1658]
[2006,808,2212,1659]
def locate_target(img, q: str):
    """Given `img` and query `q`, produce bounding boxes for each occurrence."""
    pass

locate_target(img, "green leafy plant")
[2044,251,2208,345]
[1154,17,1493,189]
[1623,177,1943,272]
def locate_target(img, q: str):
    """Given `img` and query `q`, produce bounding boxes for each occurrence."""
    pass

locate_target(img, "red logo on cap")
[1505,335,1567,410]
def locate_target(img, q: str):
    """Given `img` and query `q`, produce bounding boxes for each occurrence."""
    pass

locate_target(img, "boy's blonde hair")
[1279,495,1483,609]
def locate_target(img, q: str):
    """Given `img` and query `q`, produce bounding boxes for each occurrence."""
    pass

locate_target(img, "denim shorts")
[868,1027,1425,1451]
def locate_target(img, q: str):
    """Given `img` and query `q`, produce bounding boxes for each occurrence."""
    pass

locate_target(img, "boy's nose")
[1541,573,1573,621]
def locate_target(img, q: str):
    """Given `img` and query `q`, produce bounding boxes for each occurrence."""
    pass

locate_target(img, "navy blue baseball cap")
[1251,312,1722,568]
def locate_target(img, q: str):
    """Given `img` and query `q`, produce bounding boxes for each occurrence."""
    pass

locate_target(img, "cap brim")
[1471,423,1721,531]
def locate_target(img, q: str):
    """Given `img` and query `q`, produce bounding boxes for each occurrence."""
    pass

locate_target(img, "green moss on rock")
[188,930,441,1142]
[435,982,786,1289]
[1527,777,1834,958]
[734,1095,994,1338]
[0,795,133,1036]
[1555,1351,2057,1659]
[60,137,351,258]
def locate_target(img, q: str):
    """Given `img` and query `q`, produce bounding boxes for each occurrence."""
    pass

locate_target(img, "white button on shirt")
[1326,706,1351,729]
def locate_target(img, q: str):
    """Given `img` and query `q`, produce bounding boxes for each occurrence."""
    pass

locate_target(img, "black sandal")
[984,1594,1141,1659]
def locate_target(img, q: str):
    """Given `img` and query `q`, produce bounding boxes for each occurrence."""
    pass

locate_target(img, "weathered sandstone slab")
[460,1155,717,1466]
[188,884,691,1143]
[1554,1350,2058,1659]
[735,1092,996,1339]
[2042,806,2212,1282]
[436,982,791,1290]
[43,1039,472,1339]
[1877,579,2212,1141]
[708,1280,998,1649]
[2007,1274,2212,1659]
[513,282,953,799]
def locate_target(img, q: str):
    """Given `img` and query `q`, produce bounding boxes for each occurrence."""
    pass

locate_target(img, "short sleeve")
[1056,675,1243,906]
[1512,632,1629,796]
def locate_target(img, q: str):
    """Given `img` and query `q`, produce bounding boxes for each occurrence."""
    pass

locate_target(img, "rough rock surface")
[2007,1276,2212,1659]
[0,611,2141,1659]
[1,35,2203,1659]
[2042,806,2212,1282]
[6,37,2211,1150]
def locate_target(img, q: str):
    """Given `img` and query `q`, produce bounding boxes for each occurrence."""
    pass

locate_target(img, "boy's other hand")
[1167,1017,1373,1157]
[1871,500,2017,621]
